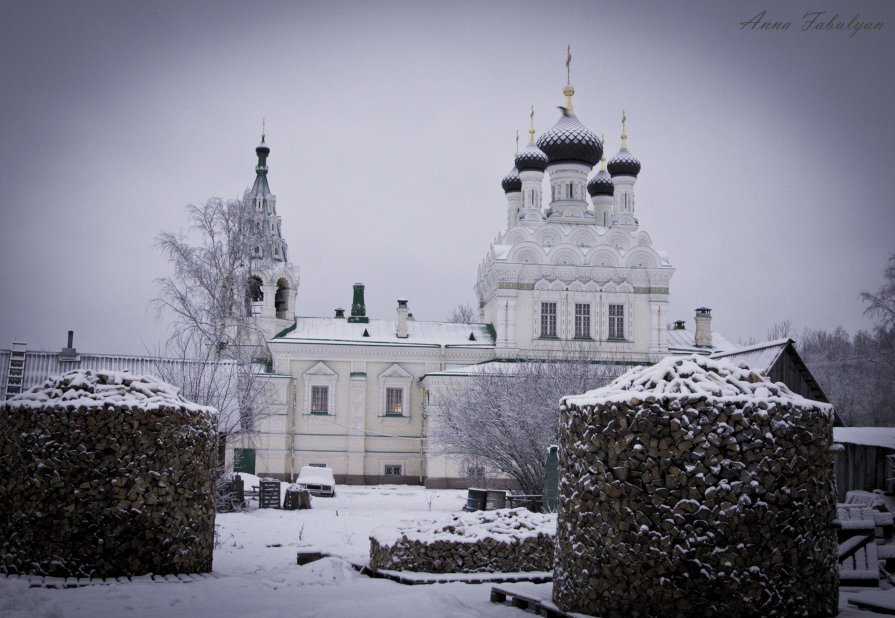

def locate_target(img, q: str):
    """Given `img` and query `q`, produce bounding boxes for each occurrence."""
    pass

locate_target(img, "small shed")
[711,338,842,425]
[833,427,895,502]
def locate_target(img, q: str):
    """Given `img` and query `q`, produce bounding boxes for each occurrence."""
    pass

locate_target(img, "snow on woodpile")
[554,355,839,617]
[4,369,215,413]
[369,508,555,573]
[0,369,217,578]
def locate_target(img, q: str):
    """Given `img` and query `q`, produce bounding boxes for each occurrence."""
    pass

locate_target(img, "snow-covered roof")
[666,328,736,355]
[423,361,525,378]
[834,427,895,449]
[563,354,834,412]
[274,317,495,348]
[422,359,642,379]
[710,338,791,374]
[3,369,216,413]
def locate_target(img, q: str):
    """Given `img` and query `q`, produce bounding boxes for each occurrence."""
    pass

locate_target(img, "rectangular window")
[609,304,625,340]
[574,303,591,339]
[540,302,557,338]
[309,462,327,468]
[310,385,329,415]
[384,464,402,476]
[385,387,404,416]
[567,183,573,199]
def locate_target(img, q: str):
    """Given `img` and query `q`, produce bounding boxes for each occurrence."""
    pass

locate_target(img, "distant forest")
[766,254,895,426]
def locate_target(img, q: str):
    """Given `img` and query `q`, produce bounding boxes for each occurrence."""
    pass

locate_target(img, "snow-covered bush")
[0,369,217,578]
[369,508,555,573]
[554,355,838,617]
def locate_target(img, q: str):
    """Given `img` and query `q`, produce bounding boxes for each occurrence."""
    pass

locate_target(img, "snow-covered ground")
[1,482,893,617]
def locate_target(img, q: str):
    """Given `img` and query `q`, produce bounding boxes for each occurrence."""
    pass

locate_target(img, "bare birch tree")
[153,194,274,439]
[446,303,477,324]
[429,349,630,493]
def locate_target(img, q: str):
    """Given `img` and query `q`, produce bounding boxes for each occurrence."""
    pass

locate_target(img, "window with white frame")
[540,302,557,338]
[608,304,625,340]
[384,464,402,476]
[378,364,412,418]
[574,303,591,339]
[385,387,404,416]
[303,362,337,416]
[310,385,329,415]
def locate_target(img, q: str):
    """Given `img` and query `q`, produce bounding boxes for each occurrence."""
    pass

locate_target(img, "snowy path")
[2,484,895,617]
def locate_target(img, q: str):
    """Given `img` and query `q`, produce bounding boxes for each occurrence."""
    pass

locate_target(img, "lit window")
[311,386,329,415]
[384,464,402,476]
[574,303,591,339]
[541,302,557,338]
[386,387,404,416]
[609,304,625,340]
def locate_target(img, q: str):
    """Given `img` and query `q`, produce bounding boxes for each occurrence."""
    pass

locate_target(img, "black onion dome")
[501,167,522,193]
[587,169,614,197]
[536,112,602,166]
[256,138,270,155]
[514,143,548,172]
[607,148,641,177]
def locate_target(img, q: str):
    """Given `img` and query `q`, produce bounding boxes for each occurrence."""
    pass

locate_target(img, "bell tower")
[245,125,300,341]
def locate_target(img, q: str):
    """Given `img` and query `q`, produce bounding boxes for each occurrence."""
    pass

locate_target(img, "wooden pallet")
[347,560,551,586]
[6,572,218,588]
[489,583,590,617]
[848,592,895,616]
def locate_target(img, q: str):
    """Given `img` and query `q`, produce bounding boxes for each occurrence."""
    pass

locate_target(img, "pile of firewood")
[0,370,217,578]
[553,356,839,617]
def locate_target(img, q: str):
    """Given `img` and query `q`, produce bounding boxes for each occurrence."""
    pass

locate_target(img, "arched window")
[275,277,289,319]
[246,275,263,316]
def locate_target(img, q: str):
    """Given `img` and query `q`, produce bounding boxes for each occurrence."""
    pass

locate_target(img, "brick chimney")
[348,283,369,323]
[694,307,712,347]
[60,330,78,361]
[396,299,409,338]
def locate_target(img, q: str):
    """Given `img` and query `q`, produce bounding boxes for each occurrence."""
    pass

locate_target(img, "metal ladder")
[3,339,27,398]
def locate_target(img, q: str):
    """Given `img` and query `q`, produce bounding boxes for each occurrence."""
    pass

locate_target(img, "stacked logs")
[0,370,217,578]
[554,356,839,617]
[369,508,555,573]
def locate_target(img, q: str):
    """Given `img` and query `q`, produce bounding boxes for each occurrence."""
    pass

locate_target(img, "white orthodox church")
[0,67,736,488]
[220,69,733,487]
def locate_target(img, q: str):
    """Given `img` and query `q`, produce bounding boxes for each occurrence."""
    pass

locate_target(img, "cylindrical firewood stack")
[0,369,217,578]
[554,355,838,617]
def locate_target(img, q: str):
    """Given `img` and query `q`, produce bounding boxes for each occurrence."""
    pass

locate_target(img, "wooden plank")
[839,534,872,561]
[848,593,895,615]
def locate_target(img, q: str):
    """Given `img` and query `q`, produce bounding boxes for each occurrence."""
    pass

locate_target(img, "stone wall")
[554,356,839,617]
[0,370,217,578]
[369,508,554,573]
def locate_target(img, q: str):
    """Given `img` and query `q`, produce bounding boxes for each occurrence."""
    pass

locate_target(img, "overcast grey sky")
[1,0,893,355]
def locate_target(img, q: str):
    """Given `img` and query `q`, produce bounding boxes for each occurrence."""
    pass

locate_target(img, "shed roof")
[710,338,791,373]
[834,427,895,449]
